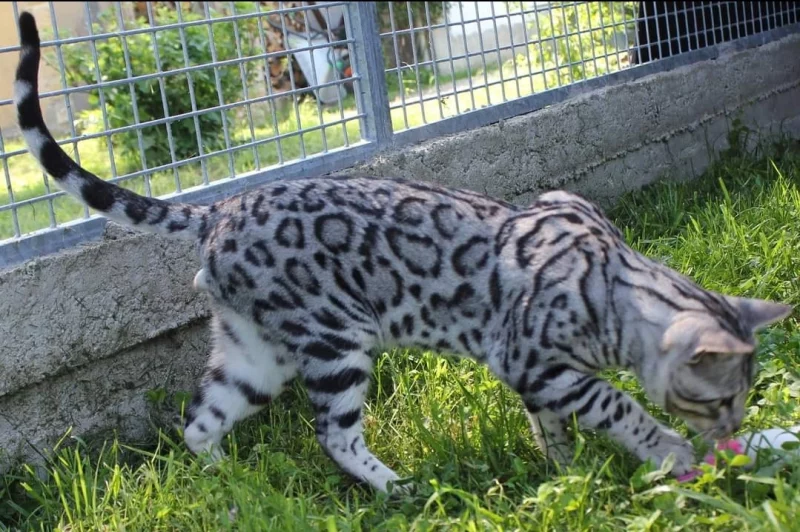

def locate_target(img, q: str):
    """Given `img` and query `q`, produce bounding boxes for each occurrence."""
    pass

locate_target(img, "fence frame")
[1,2,799,270]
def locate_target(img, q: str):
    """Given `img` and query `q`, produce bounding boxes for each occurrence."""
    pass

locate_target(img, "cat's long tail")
[13,12,212,240]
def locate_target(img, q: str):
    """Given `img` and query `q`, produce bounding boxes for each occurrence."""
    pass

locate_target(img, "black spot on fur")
[209,406,226,422]
[313,309,346,331]
[82,182,116,213]
[393,196,427,226]
[314,252,328,269]
[385,228,443,278]
[275,217,305,249]
[452,236,491,276]
[409,284,422,299]
[336,409,361,429]
[550,294,568,309]
[390,270,404,307]
[150,205,169,225]
[209,366,227,384]
[302,341,343,361]
[252,299,275,325]
[431,203,461,239]
[235,379,272,405]
[244,241,275,268]
[232,263,256,289]
[315,213,354,254]
[321,333,360,352]
[250,194,270,225]
[222,239,238,253]
[489,266,502,310]
[351,267,366,291]
[402,314,414,335]
[285,258,321,295]
[123,198,147,223]
[167,221,188,233]
[305,368,367,394]
[280,320,310,337]
[220,321,240,344]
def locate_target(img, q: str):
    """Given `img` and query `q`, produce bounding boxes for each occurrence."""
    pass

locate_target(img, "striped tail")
[13,12,212,240]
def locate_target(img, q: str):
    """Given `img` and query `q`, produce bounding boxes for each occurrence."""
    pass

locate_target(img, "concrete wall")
[1,31,799,469]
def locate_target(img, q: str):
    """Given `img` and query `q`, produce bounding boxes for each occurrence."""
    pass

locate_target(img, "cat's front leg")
[524,403,573,465]
[523,366,696,475]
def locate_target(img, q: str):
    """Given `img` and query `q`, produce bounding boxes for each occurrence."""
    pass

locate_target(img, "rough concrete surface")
[1,32,799,468]
[0,227,207,397]
[0,320,209,470]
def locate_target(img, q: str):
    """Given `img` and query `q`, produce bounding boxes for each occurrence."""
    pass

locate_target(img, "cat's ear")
[726,296,793,332]
[689,328,754,363]
[661,313,753,358]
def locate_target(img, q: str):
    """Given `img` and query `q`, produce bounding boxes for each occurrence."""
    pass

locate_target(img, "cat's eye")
[687,350,719,366]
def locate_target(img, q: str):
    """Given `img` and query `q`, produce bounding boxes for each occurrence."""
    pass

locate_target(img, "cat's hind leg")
[302,343,405,494]
[183,307,297,459]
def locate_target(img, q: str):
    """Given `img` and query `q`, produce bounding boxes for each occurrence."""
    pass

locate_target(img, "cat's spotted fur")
[14,12,792,493]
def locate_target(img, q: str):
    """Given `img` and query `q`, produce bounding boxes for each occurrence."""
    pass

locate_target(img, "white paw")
[545,441,574,466]
[184,424,226,462]
[641,430,696,476]
[387,478,414,496]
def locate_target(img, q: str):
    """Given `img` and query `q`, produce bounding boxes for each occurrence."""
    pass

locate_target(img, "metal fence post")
[344,2,393,146]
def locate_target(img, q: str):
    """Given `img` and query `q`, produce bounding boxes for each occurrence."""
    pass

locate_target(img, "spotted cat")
[14,12,792,493]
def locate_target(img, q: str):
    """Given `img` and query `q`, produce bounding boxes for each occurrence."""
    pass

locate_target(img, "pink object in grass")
[676,469,703,482]
[715,439,744,454]
[676,439,746,483]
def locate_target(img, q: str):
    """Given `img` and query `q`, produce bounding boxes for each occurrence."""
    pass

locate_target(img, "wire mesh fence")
[0,1,798,258]
[380,1,799,133]
[0,1,360,242]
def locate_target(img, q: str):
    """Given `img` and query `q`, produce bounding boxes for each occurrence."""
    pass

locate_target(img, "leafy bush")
[57,3,260,172]
[519,1,637,87]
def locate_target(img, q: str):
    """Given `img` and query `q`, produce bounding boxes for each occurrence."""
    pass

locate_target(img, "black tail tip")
[18,12,40,48]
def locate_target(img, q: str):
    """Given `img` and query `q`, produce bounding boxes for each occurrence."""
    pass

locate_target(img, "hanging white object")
[286,33,345,105]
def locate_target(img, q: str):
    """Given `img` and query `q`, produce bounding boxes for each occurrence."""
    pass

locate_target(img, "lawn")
[1,132,799,530]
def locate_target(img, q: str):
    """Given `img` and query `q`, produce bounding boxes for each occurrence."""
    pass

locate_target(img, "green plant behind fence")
[54,3,260,173]
[515,2,637,88]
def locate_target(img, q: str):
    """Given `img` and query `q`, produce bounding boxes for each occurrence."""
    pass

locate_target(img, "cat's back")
[197,176,517,310]
[494,190,626,271]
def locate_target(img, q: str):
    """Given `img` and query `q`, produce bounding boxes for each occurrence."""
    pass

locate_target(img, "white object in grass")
[733,425,800,467]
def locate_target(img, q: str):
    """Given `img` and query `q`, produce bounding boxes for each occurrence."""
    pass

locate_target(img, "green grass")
[2,133,800,530]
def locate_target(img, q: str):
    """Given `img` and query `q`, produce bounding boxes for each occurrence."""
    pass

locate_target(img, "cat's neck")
[609,256,681,376]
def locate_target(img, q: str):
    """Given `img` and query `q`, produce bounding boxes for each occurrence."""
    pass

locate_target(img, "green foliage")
[57,3,260,172]
[519,2,637,87]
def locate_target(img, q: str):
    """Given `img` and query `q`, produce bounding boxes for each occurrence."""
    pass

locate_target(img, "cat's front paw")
[387,479,415,497]
[639,429,696,476]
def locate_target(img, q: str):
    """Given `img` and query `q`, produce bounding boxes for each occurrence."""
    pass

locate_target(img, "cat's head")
[651,296,792,441]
